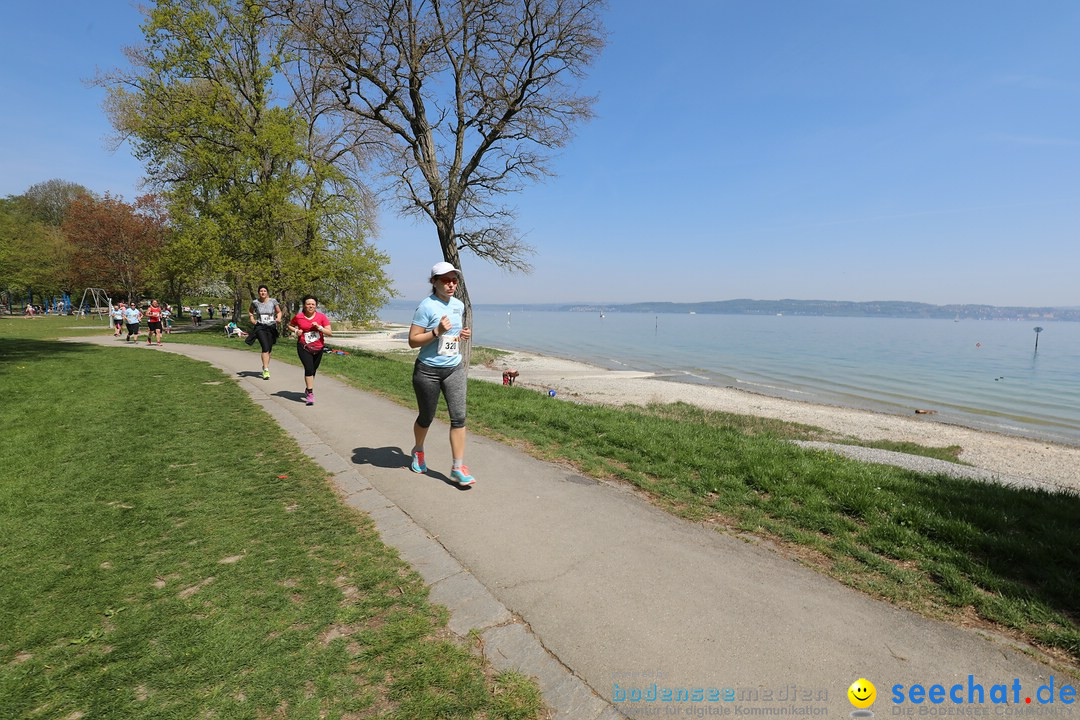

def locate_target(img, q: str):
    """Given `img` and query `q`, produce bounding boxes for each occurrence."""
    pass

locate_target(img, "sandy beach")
[330,328,1080,492]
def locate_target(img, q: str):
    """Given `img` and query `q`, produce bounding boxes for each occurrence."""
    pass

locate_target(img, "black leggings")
[297,344,324,378]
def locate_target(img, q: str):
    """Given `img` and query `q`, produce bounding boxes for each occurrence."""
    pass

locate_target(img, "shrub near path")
[0,324,543,719]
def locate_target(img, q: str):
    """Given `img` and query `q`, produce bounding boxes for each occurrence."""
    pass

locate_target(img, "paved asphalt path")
[88,337,1074,719]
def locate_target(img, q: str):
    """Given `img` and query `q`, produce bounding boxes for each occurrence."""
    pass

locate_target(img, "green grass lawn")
[169,322,1080,666]
[0,317,543,719]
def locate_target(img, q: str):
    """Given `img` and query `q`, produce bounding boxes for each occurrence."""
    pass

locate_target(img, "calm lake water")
[383,302,1080,446]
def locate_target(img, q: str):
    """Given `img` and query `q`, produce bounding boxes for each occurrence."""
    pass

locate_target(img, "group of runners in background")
[250,262,475,486]
[110,299,170,345]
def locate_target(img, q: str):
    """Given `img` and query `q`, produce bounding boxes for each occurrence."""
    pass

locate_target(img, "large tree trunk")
[455,276,473,373]
[233,288,244,324]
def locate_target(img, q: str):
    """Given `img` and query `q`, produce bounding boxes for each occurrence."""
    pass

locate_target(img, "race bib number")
[437,334,460,357]
[259,313,273,324]
[303,330,320,345]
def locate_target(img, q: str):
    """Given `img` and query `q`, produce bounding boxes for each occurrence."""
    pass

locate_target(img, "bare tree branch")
[276,0,604,365]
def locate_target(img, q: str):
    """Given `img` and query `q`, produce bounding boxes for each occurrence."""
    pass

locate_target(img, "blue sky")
[2,1,1078,307]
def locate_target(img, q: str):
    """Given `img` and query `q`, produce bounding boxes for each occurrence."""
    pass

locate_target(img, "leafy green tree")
[100,0,391,321]
[0,196,74,311]
[0,198,34,310]
[20,179,91,226]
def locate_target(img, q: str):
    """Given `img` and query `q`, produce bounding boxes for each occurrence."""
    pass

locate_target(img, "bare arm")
[409,322,441,348]
[305,317,333,337]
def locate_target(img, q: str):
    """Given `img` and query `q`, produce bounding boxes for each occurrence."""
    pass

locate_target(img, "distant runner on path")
[247,285,282,380]
[287,294,332,406]
[145,299,164,346]
[407,261,474,487]
[123,303,142,342]
[111,303,124,337]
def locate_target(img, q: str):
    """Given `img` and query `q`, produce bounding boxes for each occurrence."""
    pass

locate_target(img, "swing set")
[77,288,113,322]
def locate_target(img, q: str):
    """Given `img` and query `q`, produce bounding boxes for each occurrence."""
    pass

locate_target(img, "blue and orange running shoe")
[450,466,475,486]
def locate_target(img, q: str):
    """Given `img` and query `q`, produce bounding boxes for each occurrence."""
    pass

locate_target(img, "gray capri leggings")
[412,360,467,429]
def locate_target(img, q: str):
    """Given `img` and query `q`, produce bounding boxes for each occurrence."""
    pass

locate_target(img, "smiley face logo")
[848,678,876,709]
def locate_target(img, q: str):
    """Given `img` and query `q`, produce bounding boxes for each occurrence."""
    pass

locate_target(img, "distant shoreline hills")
[482,300,1080,321]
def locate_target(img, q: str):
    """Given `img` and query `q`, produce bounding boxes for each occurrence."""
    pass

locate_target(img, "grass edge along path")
[191,332,1079,672]
[0,331,545,719]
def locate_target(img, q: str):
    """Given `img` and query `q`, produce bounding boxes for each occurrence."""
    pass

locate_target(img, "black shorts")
[254,324,278,353]
[126,323,140,334]
[148,321,163,332]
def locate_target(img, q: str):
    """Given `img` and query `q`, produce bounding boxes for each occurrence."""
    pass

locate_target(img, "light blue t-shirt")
[413,294,465,367]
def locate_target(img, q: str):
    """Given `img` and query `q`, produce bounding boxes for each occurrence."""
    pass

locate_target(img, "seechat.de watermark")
[889,676,1075,716]
[610,674,1075,718]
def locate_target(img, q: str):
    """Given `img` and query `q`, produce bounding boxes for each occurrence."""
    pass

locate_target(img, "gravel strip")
[794,441,1077,495]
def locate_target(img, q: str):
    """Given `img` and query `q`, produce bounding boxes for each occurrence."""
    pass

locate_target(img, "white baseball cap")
[429,261,462,280]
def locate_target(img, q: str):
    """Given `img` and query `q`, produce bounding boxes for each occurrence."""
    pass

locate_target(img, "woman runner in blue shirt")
[407,262,475,486]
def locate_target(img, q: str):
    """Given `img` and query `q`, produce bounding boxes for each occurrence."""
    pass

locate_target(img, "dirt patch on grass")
[153,573,181,589]
[178,576,215,599]
[318,624,360,645]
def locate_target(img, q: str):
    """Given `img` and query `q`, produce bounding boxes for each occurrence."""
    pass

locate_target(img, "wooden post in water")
[1034,326,1043,352]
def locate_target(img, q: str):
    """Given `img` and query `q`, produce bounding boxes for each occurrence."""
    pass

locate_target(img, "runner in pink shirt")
[287,294,332,406]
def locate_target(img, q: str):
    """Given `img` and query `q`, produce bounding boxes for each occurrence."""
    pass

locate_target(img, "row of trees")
[4,0,606,335]
[0,180,169,313]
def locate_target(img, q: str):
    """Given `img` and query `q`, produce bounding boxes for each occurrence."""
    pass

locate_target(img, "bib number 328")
[437,334,459,357]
